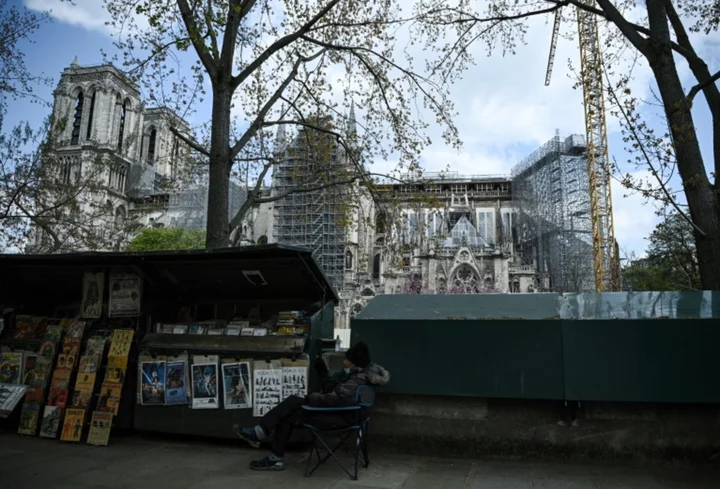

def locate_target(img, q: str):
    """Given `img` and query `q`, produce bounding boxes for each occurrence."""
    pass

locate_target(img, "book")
[86,411,113,446]
[0,383,27,418]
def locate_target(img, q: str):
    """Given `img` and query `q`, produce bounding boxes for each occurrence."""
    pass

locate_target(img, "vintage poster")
[109,273,142,317]
[165,361,188,405]
[24,386,45,404]
[0,383,27,417]
[13,316,40,340]
[50,369,71,389]
[70,390,92,409]
[45,323,63,342]
[191,363,219,409]
[87,411,113,446]
[97,383,122,415]
[104,355,128,384]
[79,354,100,373]
[85,336,107,357]
[74,372,96,392]
[48,387,69,407]
[0,352,23,384]
[140,361,166,405]
[281,361,309,399]
[108,330,134,357]
[222,362,252,410]
[17,403,40,435]
[253,368,282,417]
[65,320,86,339]
[39,340,58,358]
[23,354,38,385]
[60,408,85,442]
[81,272,104,318]
[30,358,52,387]
[39,405,63,438]
[56,353,78,370]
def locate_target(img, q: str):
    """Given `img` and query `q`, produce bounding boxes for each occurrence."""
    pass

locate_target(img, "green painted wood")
[562,319,720,403]
[350,319,564,399]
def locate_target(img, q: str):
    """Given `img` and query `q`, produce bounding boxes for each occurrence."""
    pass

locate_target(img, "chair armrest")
[301,405,361,412]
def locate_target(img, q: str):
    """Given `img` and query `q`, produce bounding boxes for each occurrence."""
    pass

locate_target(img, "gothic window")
[372,253,381,279]
[375,212,386,234]
[117,99,128,152]
[477,211,495,246]
[512,281,520,293]
[345,249,353,269]
[428,211,444,238]
[147,127,157,163]
[351,303,363,318]
[114,206,126,229]
[444,216,488,248]
[86,91,96,139]
[451,265,480,294]
[70,92,84,145]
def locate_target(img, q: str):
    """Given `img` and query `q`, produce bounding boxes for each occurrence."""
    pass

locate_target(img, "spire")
[275,105,287,155]
[70,56,80,68]
[347,100,357,136]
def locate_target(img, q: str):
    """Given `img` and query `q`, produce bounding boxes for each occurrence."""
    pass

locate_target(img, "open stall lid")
[0,244,338,306]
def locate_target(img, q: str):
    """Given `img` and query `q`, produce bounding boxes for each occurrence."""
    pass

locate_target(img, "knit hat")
[345,342,371,369]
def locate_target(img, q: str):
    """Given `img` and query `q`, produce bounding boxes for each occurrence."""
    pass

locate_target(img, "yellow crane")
[545,0,619,292]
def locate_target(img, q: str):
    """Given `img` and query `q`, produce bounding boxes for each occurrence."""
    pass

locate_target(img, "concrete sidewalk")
[0,434,718,489]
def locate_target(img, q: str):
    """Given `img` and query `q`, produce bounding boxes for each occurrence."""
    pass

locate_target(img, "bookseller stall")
[0,245,337,442]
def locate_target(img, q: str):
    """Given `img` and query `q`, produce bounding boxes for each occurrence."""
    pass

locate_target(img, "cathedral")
[37,61,594,329]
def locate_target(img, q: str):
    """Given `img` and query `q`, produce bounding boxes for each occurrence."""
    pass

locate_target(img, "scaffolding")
[511,133,594,292]
[273,120,349,290]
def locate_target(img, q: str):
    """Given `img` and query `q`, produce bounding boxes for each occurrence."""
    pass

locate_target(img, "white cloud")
[26,0,111,33]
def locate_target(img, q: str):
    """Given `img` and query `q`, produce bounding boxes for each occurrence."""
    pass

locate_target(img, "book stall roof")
[0,244,338,305]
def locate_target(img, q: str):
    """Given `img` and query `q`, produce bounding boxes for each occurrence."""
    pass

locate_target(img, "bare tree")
[104,0,459,248]
[414,0,720,289]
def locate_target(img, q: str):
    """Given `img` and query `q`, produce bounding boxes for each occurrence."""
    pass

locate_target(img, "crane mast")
[545,1,619,292]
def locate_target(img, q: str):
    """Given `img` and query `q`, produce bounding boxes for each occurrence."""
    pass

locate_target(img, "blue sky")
[7,0,719,259]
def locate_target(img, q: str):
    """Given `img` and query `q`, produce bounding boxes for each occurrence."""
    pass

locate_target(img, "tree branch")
[687,70,720,105]
[177,0,218,79]
[230,0,341,90]
[169,126,210,157]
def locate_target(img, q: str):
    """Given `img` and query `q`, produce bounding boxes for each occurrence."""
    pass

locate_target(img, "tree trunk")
[646,1,720,289]
[205,83,232,249]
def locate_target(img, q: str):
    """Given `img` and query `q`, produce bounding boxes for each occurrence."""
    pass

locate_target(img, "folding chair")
[301,384,374,480]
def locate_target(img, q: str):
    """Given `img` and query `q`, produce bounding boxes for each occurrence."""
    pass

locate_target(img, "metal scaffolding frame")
[511,133,594,292]
[272,123,348,290]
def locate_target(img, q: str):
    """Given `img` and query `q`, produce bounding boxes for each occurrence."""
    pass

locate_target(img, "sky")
[7,0,720,259]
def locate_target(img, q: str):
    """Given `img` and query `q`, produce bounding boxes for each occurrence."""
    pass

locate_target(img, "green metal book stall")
[0,245,337,442]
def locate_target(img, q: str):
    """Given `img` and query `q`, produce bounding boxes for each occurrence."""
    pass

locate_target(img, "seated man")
[237,341,390,471]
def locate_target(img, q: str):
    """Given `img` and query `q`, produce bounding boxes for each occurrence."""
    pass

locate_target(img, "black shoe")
[250,456,284,471]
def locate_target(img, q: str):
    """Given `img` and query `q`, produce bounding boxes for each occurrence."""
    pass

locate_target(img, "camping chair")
[301,384,375,480]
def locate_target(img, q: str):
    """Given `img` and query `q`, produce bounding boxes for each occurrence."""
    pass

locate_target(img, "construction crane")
[544,1,619,292]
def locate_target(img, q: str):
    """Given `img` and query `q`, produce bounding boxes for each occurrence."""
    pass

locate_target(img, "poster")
[105,356,128,384]
[165,361,188,405]
[109,273,142,317]
[24,386,44,404]
[85,336,107,357]
[56,353,77,370]
[87,411,113,446]
[31,358,52,387]
[13,316,40,339]
[108,330,134,357]
[97,383,122,415]
[48,388,68,407]
[70,390,92,409]
[0,383,27,417]
[51,369,71,389]
[81,272,104,318]
[0,352,23,384]
[253,369,282,417]
[221,362,252,410]
[23,354,38,385]
[191,363,219,409]
[140,361,166,405]
[282,365,309,399]
[65,320,86,339]
[74,372,96,392]
[79,354,100,373]
[17,403,40,435]
[39,406,63,439]
[60,408,85,442]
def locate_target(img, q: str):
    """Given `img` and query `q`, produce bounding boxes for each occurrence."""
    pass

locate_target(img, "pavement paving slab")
[0,433,718,489]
